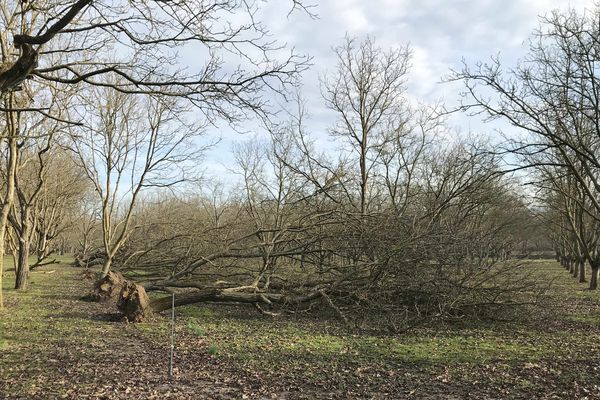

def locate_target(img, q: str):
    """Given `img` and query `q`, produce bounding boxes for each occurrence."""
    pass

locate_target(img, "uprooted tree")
[100,131,540,327]
[85,37,543,329]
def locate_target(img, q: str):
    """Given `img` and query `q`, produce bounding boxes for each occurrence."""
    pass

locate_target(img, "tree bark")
[101,257,112,278]
[14,238,30,290]
[569,258,575,275]
[590,264,599,290]
[579,259,586,283]
[150,288,322,313]
[0,134,18,308]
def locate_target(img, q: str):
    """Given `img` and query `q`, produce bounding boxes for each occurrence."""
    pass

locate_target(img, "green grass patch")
[186,318,205,337]
[178,305,217,319]
[208,343,219,355]
[173,305,561,369]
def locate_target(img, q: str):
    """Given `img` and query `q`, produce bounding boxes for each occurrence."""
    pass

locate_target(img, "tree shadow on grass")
[47,310,124,322]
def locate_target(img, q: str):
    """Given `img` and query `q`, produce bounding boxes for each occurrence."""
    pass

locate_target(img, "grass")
[186,318,205,337]
[170,260,600,397]
[2,259,600,399]
[207,344,219,356]
[179,304,548,363]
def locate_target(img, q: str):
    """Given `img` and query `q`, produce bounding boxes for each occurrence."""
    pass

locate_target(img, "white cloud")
[201,0,598,177]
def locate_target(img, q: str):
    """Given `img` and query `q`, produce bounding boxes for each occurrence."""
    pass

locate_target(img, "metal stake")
[169,292,175,377]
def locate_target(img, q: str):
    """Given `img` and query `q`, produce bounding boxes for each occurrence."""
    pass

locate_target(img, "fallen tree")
[82,37,547,329]
[85,139,545,330]
[150,288,323,314]
[93,271,326,322]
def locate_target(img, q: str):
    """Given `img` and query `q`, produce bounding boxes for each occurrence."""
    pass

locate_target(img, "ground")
[2,259,600,399]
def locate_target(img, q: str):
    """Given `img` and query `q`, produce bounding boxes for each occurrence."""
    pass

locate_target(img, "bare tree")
[322,36,411,215]
[450,7,600,214]
[0,0,311,120]
[9,133,54,289]
[30,152,90,269]
[69,87,205,277]
[450,6,600,288]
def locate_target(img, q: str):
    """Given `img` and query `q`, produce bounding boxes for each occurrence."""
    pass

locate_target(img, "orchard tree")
[69,87,205,277]
[451,7,600,216]
[30,153,90,269]
[0,0,311,117]
[323,36,411,215]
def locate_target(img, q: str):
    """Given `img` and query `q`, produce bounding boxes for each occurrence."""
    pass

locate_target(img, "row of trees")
[450,7,600,290]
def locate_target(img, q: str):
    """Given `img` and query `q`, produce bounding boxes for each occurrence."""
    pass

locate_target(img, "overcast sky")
[202,0,596,181]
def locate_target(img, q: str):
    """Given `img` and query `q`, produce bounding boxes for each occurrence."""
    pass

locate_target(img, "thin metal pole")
[169,292,175,377]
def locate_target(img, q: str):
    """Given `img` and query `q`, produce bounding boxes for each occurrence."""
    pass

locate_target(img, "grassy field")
[2,259,600,399]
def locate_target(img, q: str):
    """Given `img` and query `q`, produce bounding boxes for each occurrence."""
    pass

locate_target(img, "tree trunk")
[590,264,599,290]
[36,232,50,264]
[579,260,586,283]
[150,288,322,313]
[101,257,112,278]
[572,257,581,278]
[0,135,17,308]
[569,258,575,275]
[14,238,30,290]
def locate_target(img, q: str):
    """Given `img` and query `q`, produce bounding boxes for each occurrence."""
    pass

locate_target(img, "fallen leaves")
[2,263,600,399]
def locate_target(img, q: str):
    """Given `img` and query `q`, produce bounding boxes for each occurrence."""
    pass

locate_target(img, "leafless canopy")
[0,0,311,121]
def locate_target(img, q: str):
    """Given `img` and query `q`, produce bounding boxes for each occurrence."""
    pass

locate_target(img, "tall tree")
[70,88,204,277]
[323,36,411,215]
